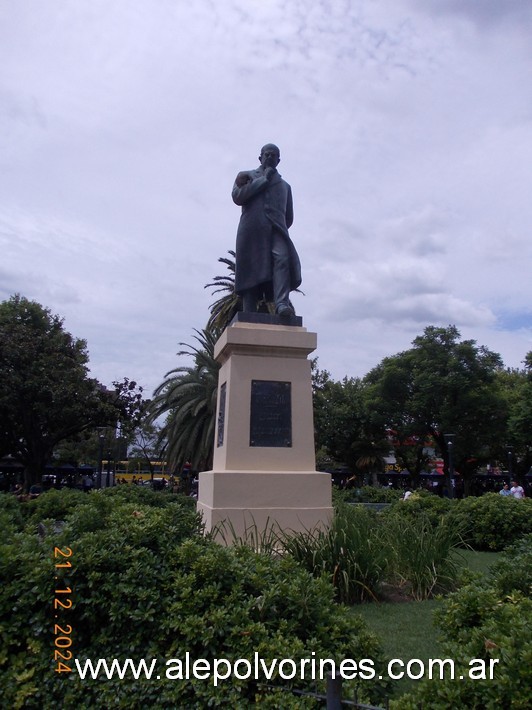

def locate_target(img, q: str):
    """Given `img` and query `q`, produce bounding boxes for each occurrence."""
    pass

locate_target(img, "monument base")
[198,470,332,541]
[197,318,333,543]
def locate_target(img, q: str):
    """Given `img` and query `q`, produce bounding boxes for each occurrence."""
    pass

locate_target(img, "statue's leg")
[242,286,259,313]
[272,231,294,315]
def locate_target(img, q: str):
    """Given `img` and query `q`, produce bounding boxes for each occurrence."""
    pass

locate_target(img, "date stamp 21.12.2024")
[53,546,74,675]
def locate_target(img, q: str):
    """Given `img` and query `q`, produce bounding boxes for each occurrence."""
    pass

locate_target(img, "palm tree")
[151,251,305,476]
[149,328,220,472]
[205,251,241,332]
[354,439,390,487]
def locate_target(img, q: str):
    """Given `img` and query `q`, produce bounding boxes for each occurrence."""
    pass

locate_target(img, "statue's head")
[259,144,280,168]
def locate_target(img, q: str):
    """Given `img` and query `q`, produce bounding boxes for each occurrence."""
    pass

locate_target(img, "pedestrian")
[499,483,512,496]
[510,479,525,499]
[82,474,94,493]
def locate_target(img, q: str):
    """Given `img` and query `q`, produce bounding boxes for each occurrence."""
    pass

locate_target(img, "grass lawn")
[355,598,443,697]
[454,547,503,576]
[354,549,503,698]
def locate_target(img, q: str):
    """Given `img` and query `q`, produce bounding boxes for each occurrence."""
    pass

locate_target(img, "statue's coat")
[232,166,301,297]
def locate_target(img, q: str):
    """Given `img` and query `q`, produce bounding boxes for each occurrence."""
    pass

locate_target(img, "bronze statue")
[232,144,301,316]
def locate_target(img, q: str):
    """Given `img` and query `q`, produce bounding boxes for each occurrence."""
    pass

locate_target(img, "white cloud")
[1,0,531,394]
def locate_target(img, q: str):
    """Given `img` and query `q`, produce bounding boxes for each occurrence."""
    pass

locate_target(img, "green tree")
[149,252,240,477]
[500,352,532,475]
[0,295,138,489]
[312,361,387,479]
[353,438,391,487]
[153,246,303,478]
[364,325,507,493]
[149,328,220,472]
[127,416,165,479]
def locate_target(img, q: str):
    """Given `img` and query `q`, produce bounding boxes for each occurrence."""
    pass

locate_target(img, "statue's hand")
[235,171,251,187]
[264,167,276,181]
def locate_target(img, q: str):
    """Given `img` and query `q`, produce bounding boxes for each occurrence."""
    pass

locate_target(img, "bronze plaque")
[250,380,292,447]
[217,382,226,447]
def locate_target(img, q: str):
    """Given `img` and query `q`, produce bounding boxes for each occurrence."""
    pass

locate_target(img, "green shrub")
[489,533,532,597]
[63,494,202,544]
[0,492,25,534]
[386,492,532,552]
[0,487,388,709]
[283,499,467,603]
[103,483,196,510]
[385,493,454,529]
[22,488,92,528]
[447,494,532,551]
[346,486,403,504]
[394,536,532,709]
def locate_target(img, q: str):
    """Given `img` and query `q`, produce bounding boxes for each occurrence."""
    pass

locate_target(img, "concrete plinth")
[197,470,333,540]
[197,315,332,541]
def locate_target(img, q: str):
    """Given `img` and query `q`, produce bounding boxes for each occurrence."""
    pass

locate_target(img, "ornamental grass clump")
[211,516,285,555]
[282,502,386,604]
[384,513,466,601]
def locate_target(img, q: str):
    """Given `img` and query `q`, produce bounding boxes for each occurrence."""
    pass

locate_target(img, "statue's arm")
[286,186,294,228]
[232,173,269,206]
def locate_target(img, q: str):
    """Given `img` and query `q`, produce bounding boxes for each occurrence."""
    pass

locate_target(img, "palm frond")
[149,326,220,471]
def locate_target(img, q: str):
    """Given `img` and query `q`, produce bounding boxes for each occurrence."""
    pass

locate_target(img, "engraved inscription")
[217,382,227,447]
[250,380,291,447]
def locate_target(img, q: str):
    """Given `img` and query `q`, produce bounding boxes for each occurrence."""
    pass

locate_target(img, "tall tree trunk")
[24,461,42,491]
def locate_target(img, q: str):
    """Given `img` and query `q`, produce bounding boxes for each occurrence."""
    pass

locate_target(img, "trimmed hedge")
[0,489,387,709]
[446,494,532,551]
[384,492,531,552]
[343,486,403,504]
[385,493,454,529]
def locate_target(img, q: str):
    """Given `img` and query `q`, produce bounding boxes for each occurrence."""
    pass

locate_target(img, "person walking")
[510,480,525,499]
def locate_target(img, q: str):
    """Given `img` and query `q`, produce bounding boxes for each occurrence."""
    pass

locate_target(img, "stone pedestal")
[197,314,332,540]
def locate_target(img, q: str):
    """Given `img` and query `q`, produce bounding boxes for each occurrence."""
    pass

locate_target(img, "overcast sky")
[2,0,531,396]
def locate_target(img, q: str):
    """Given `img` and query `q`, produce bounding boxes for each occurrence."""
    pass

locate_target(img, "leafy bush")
[21,488,92,528]
[447,494,532,551]
[384,492,532,552]
[0,492,25,534]
[385,493,454,529]
[394,536,532,709]
[489,533,532,597]
[0,487,387,708]
[103,483,196,510]
[346,486,403,504]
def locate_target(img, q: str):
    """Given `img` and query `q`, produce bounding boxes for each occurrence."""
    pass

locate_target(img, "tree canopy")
[312,362,392,485]
[311,327,532,490]
[363,325,508,488]
[500,354,532,473]
[0,295,140,488]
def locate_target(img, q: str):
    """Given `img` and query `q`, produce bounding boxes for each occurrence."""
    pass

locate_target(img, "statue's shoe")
[276,305,295,317]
